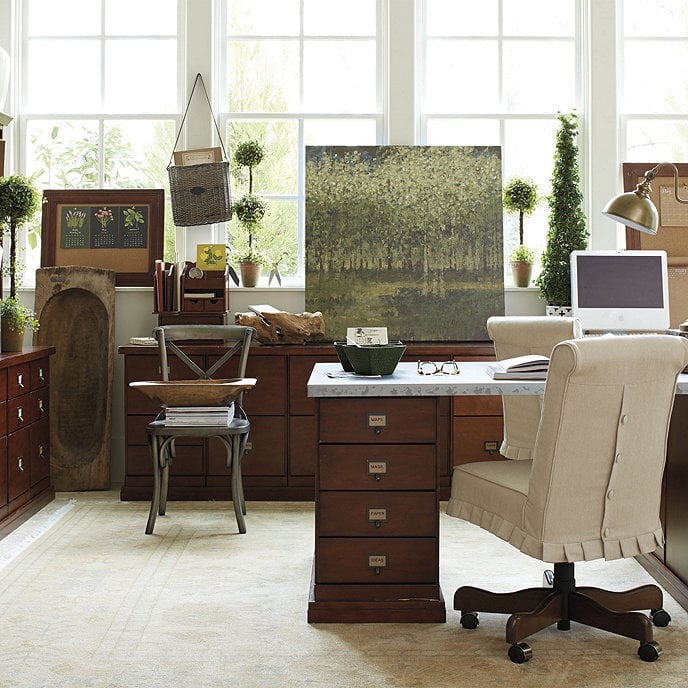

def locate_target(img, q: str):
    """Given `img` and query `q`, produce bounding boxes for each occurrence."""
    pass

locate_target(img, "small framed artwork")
[196,243,226,272]
[41,189,165,287]
[173,147,223,166]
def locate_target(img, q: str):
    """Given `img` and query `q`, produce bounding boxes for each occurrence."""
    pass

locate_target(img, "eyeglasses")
[417,360,460,376]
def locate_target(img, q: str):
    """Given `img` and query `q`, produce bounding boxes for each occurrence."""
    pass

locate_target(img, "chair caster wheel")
[650,608,671,627]
[460,611,479,629]
[508,642,532,664]
[638,641,662,662]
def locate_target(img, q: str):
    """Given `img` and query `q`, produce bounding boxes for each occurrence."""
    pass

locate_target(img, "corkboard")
[623,163,688,326]
[41,189,164,286]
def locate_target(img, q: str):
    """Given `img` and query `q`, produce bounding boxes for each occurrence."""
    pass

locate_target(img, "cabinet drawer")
[319,444,436,490]
[319,398,436,444]
[8,425,31,502]
[452,394,503,416]
[316,537,437,584]
[0,369,7,402]
[7,389,49,433]
[30,359,49,389]
[7,363,31,398]
[318,492,437,536]
[452,416,504,467]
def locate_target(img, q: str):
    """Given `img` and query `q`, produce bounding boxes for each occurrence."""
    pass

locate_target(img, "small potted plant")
[503,176,539,287]
[230,140,267,288]
[0,173,41,351]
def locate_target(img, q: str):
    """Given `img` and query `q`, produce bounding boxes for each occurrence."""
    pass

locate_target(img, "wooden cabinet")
[0,348,55,537]
[119,342,498,501]
[309,396,444,623]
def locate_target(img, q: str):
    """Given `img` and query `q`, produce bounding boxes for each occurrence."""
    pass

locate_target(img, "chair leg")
[145,434,162,534]
[506,592,565,644]
[223,435,247,534]
[454,585,554,616]
[576,584,663,614]
[159,438,174,516]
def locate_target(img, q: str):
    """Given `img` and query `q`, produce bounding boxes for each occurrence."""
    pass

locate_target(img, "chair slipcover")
[447,334,688,563]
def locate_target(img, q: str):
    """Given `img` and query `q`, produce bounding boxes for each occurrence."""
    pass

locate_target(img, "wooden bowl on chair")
[130,378,256,407]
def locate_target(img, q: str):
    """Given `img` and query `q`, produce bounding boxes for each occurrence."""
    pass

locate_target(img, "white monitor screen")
[570,250,670,332]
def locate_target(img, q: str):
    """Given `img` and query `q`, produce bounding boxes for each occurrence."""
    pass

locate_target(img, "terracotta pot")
[510,260,533,288]
[239,262,262,288]
[1,316,25,352]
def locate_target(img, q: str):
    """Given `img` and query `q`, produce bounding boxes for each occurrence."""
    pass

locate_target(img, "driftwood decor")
[235,305,325,345]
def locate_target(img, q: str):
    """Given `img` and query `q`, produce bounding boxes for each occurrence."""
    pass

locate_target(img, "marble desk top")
[307,361,688,398]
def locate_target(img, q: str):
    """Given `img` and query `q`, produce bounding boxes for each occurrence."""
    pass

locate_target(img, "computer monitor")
[570,250,670,332]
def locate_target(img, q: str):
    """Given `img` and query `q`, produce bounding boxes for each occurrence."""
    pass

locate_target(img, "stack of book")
[486,354,549,380]
[163,403,235,426]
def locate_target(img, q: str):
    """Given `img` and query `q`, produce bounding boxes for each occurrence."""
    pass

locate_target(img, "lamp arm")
[641,162,688,204]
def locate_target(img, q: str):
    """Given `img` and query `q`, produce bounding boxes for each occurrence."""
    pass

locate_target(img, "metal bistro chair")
[138,324,256,535]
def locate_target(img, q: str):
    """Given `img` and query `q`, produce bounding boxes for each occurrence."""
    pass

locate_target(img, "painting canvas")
[305,146,504,342]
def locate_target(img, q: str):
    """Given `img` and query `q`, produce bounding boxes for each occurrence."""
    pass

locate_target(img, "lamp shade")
[602,191,659,235]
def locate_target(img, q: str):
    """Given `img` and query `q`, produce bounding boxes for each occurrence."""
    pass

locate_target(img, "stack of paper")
[164,403,235,426]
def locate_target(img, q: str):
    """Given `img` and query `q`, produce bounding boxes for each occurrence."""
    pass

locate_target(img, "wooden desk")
[307,361,688,623]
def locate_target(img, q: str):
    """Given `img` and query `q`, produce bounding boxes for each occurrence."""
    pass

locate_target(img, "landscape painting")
[305,145,504,341]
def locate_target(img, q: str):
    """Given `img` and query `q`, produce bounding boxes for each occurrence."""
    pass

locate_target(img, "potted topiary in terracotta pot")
[503,176,539,287]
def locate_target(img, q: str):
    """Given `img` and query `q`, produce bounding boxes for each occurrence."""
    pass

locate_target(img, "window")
[420,0,581,284]
[19,0,179,271]
[621,0,688,161]
[221,0,382,281]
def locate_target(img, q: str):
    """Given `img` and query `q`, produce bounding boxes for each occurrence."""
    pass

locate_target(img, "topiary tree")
[503,176,539,249]
[0,174,41,299]
[535,113,589,306]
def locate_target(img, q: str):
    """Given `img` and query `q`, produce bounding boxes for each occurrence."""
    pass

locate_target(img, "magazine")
[486,354,549,380]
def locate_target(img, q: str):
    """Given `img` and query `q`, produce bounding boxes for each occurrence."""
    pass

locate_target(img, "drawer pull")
[367,459,388,481]
[39,444,45,458]
[39,399,45,413]
[368,507,388,528]
[17,456,24,472]
[17,373,24,389]
[368,553,387,575]
[367,413,387,434]
[39,367,45,381]
[17,407,24,422]
[484,440,499,455]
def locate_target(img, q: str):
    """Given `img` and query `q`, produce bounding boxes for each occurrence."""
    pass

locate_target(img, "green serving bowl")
[333,341,355,371]
[339,342,406,376]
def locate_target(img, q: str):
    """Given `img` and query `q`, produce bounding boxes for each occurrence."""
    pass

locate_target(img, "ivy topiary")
[535,113,589,306]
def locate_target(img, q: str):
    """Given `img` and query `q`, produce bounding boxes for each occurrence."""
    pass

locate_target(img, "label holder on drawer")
[367,413,387,434]
[366,458,388,481]
[367,506,388,527]
[368,553,388,574]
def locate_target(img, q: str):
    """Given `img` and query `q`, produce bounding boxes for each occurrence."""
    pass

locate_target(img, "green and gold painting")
[305,146,505,341]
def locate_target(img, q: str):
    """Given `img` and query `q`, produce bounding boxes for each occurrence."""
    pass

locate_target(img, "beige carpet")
[0,491,686,688]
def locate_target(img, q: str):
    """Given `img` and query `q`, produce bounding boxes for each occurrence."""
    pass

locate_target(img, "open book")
[486,354,549,380]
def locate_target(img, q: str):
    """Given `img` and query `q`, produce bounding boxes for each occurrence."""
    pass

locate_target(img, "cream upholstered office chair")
[448,335,688,663]
[487,315,583,460]
[139,324,256,535]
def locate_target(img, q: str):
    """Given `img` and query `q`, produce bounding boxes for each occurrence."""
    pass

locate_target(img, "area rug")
[0,491,686,688]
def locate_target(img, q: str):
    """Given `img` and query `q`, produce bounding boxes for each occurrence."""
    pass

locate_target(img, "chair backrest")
[487,316,583,459]
[154,324,256,404]
[525,334,688,563]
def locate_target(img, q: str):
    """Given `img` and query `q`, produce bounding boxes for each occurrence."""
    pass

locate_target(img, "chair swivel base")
[454,562,670,663]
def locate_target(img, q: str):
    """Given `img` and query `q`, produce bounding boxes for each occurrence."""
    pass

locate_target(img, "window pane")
[625,120,688,161]
[304,119,377,146]
[25,120,101,187]
[303,0,375,35]
[103,120,175,188]
[303,41,377,112]
[227,0,300,35]
[27,0,100,35]
[105,0,177,35]
[426,119,499,145]
[503,0,574,36]
[426,0,497,36]
[228,40,299,111]
[26,40,101,112]
[624,0,688,37]
[425,40,499,112]
[623,41,688,113]
[228,121,299,195]
[105,40,177,113]
[503,41,575,112]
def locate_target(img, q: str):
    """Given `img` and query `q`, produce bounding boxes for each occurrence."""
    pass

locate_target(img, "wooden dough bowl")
[130,378,256,407]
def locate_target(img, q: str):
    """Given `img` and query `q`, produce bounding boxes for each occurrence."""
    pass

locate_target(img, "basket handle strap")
[169,73,228,166]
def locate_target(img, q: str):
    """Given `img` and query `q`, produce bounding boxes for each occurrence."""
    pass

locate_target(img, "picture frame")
[173,147,223,166]
[41,188,165,287]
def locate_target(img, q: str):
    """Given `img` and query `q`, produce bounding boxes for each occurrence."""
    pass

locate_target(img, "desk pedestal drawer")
[319,444,436,490]
[316,538,437,584]
[318,492,436,536]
